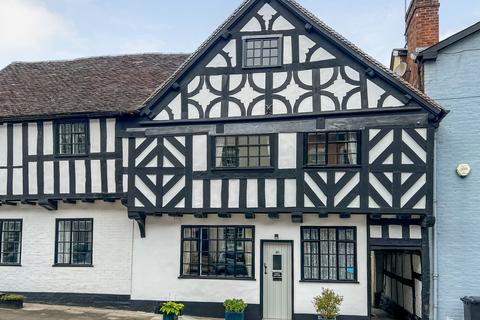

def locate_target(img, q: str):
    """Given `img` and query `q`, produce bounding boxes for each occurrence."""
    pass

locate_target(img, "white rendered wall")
[0,202,133,295]
[131,214,368,316]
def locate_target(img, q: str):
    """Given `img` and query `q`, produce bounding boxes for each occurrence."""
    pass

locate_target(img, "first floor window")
[0,220,22,265]
[244,37,281,68]
[56,121,88,156]
[306,131,360,166]
[55,219,93,266]
[215,135,272,169]
[302,227,356,281]
[181,226,254,279]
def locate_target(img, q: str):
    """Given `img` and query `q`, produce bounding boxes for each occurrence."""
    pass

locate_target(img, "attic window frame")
[242,35,283,69]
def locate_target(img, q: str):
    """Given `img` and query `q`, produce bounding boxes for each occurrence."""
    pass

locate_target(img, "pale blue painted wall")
[424,30,480,320]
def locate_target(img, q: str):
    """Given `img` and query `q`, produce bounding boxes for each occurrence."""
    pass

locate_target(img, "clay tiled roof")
[0,53,188,120]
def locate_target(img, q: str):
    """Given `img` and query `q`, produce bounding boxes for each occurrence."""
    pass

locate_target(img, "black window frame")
[54,218,93,267]
[300,226,357,282]
[54,119,89,157]
[212,134,275,170]
[304,131,361,167]
[0,219,22,266]
[242,35,283,69]
[180,225,255,280]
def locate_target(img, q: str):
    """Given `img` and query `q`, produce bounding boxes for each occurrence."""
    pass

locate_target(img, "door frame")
[260,240,295,320]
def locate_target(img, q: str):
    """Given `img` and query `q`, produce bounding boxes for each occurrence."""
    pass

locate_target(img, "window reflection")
[182,226,254,279]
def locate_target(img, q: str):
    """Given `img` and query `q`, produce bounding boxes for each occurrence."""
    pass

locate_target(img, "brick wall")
[0,202,133,295]
[405,0,439,88]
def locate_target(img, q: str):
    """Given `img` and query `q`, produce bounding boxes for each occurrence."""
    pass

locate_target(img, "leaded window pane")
[302,227,356,281]
[306,132,359,166]
[0,220,22,265]
[215,135,272,169]
[244,37,281,67]
[55,219,93,265]
[181,226,254,279]
[57,122,87,156]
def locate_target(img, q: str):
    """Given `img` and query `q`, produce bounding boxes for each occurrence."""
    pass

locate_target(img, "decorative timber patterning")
[148,2,407,122]
[0,118,121,203]
[153,68,406,121]
[368,128,430,211]
[125,129,433,215]
[128,135,191,210]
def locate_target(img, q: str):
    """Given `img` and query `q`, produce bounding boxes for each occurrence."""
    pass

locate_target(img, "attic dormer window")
[243,36,282,68]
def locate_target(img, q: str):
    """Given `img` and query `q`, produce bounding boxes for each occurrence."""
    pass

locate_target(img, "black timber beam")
[268,212,280,219]
[245,212,255,219]
[128,212,146,238]
[39,199,58,211]
[291,212,303,223]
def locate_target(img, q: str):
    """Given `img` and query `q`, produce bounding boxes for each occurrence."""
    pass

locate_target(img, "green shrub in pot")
[313,288,343,320]
[0,294,25,309]
[224,299,247,320]
[159,301,184,320]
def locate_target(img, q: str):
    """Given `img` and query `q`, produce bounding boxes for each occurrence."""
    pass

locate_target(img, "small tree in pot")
[313,288,343,320]
[159,301,184,320]
[224,298,247,320]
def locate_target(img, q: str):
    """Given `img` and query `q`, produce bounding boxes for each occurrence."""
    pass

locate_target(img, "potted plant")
[313,288,343,320]
[224,298,247,320]
[159,301,184,320]
[0,294,25,309]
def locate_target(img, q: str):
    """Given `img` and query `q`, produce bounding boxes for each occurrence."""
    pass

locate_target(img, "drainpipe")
[432,130,439,320]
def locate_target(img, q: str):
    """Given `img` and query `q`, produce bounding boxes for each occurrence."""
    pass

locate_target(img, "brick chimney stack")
[404,0,440,89]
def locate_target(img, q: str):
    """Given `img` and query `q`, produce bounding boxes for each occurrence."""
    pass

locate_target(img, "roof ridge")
[6,52,191,67]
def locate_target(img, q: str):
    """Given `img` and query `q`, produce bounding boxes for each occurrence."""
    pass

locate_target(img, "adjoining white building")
[0,0,447,319]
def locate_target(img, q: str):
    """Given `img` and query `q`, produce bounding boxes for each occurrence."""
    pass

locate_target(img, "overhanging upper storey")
[138,0,447,125]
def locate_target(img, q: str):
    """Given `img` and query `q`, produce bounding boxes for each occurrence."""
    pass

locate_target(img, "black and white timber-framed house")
[0,1,447,319]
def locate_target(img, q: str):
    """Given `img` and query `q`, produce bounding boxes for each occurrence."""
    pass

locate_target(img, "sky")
[0,0,479,70]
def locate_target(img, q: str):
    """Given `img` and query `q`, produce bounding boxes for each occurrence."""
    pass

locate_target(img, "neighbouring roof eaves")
[142,0,447,118]
[418,21,480,61]
[0,53,189,120]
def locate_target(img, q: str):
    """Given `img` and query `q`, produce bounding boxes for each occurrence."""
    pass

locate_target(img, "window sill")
[242,64,283,70]
[0,263,21,267]
[52,264,94,268]
[299,279,359,284]
[178,275,256,281]
[211,167,275,172]
[303,164,361,169]
[54,153,90,160]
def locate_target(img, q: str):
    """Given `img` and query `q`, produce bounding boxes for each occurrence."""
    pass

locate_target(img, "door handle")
[264,262,267,275]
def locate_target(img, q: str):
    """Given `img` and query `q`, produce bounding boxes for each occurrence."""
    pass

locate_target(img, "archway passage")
[370,250,423,320]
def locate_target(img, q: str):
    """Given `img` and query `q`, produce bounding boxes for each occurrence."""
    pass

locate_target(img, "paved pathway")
[371,307,397,320]
[0,303,221,320]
